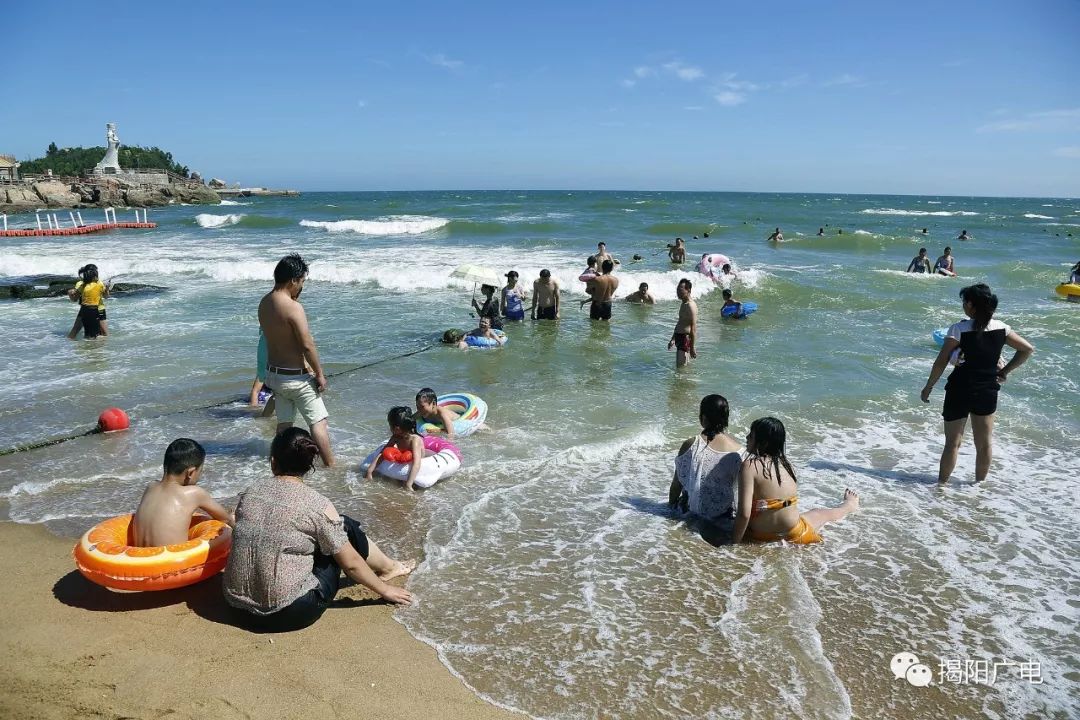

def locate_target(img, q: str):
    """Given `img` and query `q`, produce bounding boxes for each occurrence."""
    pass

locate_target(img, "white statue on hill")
[93,123,122,175]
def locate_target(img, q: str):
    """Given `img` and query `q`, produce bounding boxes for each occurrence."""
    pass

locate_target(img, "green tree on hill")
[20,144,190,178]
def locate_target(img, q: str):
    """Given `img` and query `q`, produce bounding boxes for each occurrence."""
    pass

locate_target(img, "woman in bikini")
[733,417,859,545]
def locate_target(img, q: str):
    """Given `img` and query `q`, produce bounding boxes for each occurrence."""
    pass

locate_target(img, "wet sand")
[0,521,514,720]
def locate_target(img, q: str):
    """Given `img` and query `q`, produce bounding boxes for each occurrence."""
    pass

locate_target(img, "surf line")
[0,343,436,457]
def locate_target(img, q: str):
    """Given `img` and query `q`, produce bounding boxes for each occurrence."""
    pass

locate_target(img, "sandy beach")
[0,521,513,720]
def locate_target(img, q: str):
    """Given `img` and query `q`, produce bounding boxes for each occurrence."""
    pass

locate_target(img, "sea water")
[0,191,1077,719]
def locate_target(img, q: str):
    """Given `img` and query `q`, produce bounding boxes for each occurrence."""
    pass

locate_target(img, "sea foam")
[195,213,243,228]
[860,208,979,217]
[299,215,450,235]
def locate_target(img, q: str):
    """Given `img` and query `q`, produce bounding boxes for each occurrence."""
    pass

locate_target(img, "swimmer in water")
[767,227,784,243]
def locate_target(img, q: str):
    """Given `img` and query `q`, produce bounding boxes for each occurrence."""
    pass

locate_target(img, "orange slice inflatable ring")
[73,514,232,591]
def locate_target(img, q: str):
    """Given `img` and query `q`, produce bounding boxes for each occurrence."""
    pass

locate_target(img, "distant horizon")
[276,188,1080,201]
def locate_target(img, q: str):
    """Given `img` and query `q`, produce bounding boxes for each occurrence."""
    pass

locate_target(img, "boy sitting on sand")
[131,438,235,547]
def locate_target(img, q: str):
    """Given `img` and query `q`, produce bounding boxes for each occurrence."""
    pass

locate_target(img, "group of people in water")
[61,223,1051,632]
[906,246,957,276]
[439,239,750,369]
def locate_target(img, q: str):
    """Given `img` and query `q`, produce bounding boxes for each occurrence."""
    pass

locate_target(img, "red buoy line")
[0,222,157,238]
[0,344,436,457]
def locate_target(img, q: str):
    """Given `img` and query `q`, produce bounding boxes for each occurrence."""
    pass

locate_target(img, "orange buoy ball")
[98,408,130,433]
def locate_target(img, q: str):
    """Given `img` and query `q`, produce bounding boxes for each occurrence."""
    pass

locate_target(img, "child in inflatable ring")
[365,407,425,490]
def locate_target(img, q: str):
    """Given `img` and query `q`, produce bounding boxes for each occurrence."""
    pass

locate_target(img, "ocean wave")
[445,218,562,236]
[853,230,874,236]
[859,208,979,217]
[645,222,721,237]
[218,199,251,206]
[195,213,293,229]
[195,213,243,228]
[1023,213,1054,219]
[299,215,450,235]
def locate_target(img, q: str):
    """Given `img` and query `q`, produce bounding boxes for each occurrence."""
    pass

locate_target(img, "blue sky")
[5,1,1079,196]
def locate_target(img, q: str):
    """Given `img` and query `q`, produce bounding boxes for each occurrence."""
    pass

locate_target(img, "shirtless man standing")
[582,259,619,321]
[258,254,334,467]
[668,278,698,368]
[668,237,686,264]
[595,242,619,269]
[531,269,560,320]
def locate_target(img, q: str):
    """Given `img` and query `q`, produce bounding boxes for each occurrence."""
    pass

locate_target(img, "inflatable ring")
[721,301,757,319]
[74,514,232,591]
[419,392,488,437]
[699,253,732,277]
[932,328,948,347]
[1055,283,1080,301]
[360,436,462,489]
[464,329,507,348]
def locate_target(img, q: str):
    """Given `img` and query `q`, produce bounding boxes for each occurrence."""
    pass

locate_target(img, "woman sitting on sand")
[669,395,744,534]
[224,428,413,631]
[733,417,859,544]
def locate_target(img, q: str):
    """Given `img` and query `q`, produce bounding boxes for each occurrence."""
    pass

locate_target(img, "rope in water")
[0,343,436,457]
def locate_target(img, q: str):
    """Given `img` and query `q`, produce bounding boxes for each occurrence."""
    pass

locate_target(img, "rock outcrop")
[0,275,168,300]
[0,178,220,214]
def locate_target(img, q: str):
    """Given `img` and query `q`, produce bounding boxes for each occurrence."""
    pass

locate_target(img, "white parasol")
[450,264,502,300]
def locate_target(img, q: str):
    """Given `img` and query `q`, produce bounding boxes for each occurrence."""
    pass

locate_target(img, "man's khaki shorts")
[266,372,328,427]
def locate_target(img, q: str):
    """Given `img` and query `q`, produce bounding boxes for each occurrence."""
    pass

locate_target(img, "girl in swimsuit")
[365,407,429,491]
[733,417,859,545]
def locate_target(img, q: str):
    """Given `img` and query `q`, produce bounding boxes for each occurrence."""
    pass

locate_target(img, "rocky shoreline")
[0,178,219,214]
[0,275,167,300]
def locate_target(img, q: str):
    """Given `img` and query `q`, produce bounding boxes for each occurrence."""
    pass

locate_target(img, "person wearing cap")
[502,271,528,322]
[531,269,560,320]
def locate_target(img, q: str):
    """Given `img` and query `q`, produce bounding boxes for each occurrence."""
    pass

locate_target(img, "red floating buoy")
[98,407,130,433]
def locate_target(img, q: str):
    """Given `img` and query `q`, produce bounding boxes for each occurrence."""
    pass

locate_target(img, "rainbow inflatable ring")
[419,392,488,437]
[74,514,232,591]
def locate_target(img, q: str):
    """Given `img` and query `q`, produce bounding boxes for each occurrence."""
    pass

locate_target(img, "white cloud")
[633,66,655,78]
[620,78,636,88]
[822,73,864,87]
[714,91,746,107]
[684,105,704,111]
[716,72,758,92]
[662,61,704,81]
[977,108,1080,133]
[426,53,464,71]
[356,99,367,108]
[1053,146,1080,159]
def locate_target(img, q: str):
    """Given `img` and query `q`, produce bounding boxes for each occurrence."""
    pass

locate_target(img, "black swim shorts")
[590,301,612,321]
[942,380,999,422]
[79,304,102,339]
[672,333,691,352]
[538,306,557,320]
